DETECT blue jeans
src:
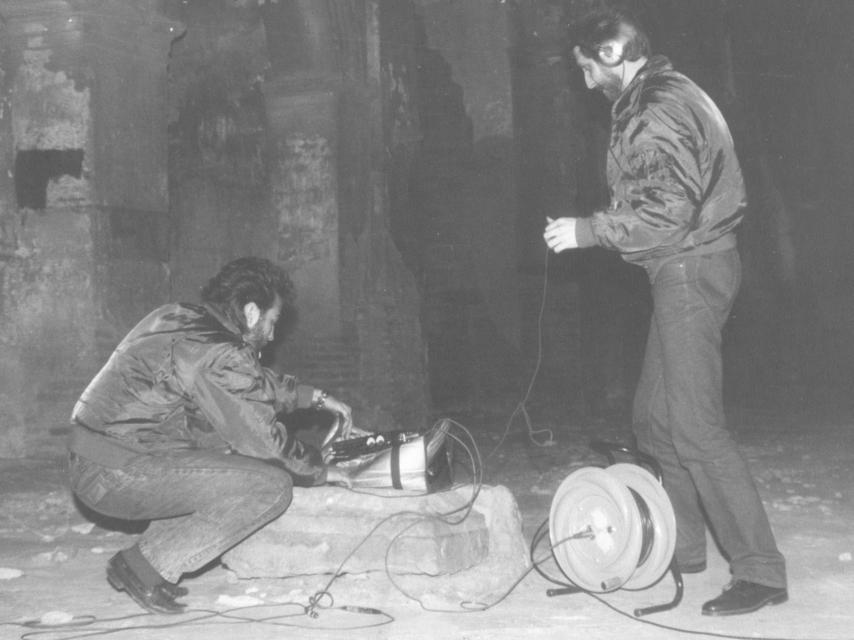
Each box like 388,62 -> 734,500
69,449 -> 293,583
633,249 -> 786,589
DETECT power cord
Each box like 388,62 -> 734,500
528,515 -> 840,640
303,420 -> 484,619
486,247 -> 556,459
5,601 -> 393,640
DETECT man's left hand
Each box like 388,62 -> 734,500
320,394 -> 358,439
544,216 -> 579,253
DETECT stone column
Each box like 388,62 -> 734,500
264,78 -> 341,338
262,0 -> 342,337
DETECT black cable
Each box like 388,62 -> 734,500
581,594 -> 834,640
6,602 -> 394,640
529,516 -> 571,587
3,421 -> 481,639
485,246 -> 555,460
629,487 -> 655,568
530,508 -> 841,640
305,420 -> 484,617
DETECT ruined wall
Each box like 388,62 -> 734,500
0,1 -> 179,456
167,0 -> 429,431
408,0 -> 525,409
167,2 -> 276,301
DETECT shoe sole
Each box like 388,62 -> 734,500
107,567 -> 186,615
702,592 -> 788,616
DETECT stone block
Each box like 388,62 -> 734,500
222,484 -> 527,585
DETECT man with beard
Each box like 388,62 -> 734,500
68,257 -> 353,613
543,7 -> 787,616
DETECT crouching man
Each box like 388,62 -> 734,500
68,257 -> 352,614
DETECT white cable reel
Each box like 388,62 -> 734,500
548,444 -> 677,595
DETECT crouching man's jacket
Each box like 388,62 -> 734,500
70,302 -> 326,486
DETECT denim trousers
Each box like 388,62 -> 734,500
69,449 -> 293,583
632,249 -> 787,589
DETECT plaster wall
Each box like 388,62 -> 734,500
0,0 -> 178,455
409,0 -> 523,406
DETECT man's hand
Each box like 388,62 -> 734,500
321,394 -> 354,438
544,216 -> 579,253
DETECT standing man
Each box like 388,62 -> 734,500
69,257 -> 353,614
544,7 -> 787,616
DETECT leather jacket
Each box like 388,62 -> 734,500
579,55 -> 745,281
70,302 -> 326,486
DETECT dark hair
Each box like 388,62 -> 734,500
568,6 -> 651,63
201,257 -> 295,331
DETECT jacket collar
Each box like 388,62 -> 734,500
203,302 -> 245,339
632,54 -> 673,85
612,54 -> 673,117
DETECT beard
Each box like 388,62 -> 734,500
602,85 -> 621,102
244,324 -> 269,351
599,74 -> 624,102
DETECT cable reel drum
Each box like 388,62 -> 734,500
547,442 -> 678,612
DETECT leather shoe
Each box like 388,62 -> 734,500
107,553 -> 186,614
702,580 -> 788,616
160,581 -> 189,599
677,560 -> 706,574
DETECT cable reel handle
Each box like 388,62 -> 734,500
589,440 -> 663,482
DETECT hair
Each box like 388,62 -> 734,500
568,6 -> 651,64
201,257 -> 295,331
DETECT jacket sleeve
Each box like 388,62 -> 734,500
267,369 -> 316,414
186,343 -> 327,486
589,101 -> 704,254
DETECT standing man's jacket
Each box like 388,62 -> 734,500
70,302 -> 326,486
574,55 -> 745,280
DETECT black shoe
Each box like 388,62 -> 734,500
107,553 -> 186,614
702,580 -> 788,616
677,560 -> 707,574
161,582 -> 189,599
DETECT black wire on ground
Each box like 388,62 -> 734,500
1,420 -> 480,640
529,511 -> 839,640
305,420 -> 485,617
4,601 -> 394,640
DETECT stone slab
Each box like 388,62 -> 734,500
223,484 -> 528,587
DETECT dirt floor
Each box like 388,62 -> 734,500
1,396 -> 853,640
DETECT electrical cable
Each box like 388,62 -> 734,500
305,420 -> 485,618
528,508 -> 840,640
486,247 -> 555,460
1,421 -> 483,639
5,601 -> 394,640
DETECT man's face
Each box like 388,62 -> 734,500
573,46 -> 624,102
245,295 -> 282,350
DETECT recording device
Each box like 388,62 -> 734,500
322,418 -> 452,492
324,430 -> 421,463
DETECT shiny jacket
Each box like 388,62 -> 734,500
577,55 -> 745,280
70,302 -> 326,486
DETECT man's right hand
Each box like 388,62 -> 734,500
544,216 -> 580,252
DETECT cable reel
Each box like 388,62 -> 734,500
543,442 -> 681,616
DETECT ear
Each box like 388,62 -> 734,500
243,302 -> 261,329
